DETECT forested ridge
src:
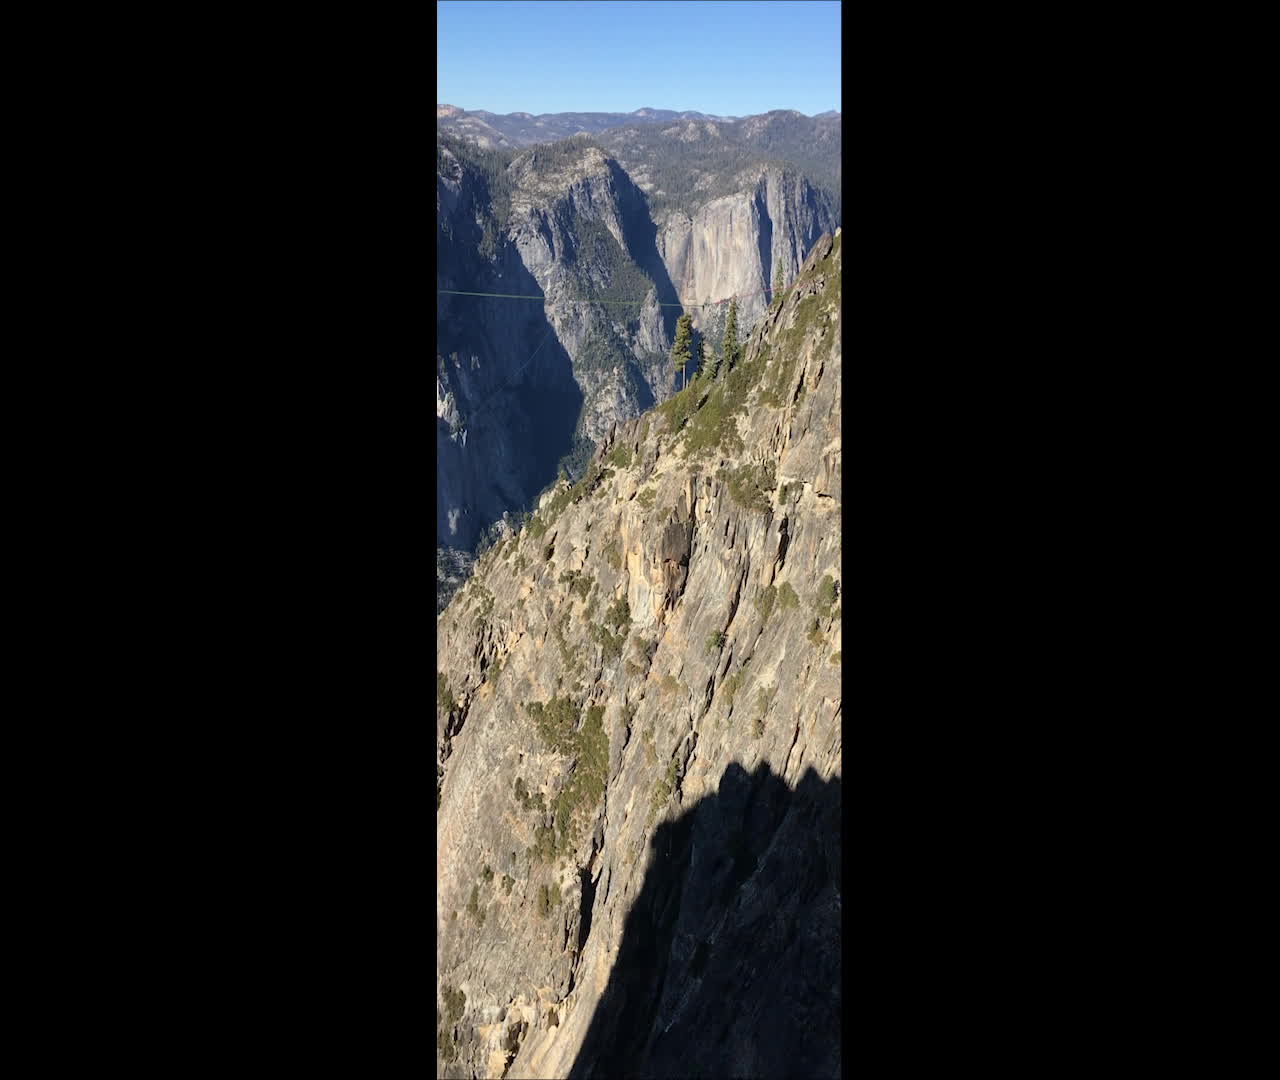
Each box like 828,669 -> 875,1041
440,109 -> 841,225
595,112 -> 841,219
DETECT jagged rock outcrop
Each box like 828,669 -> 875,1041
437,232 -> 842,1079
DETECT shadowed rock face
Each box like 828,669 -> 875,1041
436,233 -> 841,1080
437,147 -> 583,554
438,139 -> 670,558
569,762 -> 841,1080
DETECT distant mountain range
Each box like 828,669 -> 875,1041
437,104 -> 839,148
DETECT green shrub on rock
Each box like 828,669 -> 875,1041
754,585 -> 776,623
816,575 -> 838,617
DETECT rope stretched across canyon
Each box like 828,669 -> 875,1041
437,285 -> 776,309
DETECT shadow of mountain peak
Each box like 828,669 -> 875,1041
568,761 -> 841,1079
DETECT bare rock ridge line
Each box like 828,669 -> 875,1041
437,113 -> 839,594
437,232 -> 842,1078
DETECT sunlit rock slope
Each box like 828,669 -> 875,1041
437,230 -> 842,1080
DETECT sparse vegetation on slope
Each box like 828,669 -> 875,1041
523,697 -> 610,861
437,229 -> 842,1080
816,575 -> 838,617
560,569 -> 593,600
536,881 -> 562,918
721,461 -> 777,512
437,673 -> 456,715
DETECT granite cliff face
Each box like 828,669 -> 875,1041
503,144 -> 682,443
437,232 -> 842,1079
657,165 -> 835,333
438,137 -> 676,561
437,127 -> 839,577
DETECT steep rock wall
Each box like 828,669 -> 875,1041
437,149 -> 582,553
436,233 -> 842,1079
438,145 -> 672,555
658,167 -> 837,334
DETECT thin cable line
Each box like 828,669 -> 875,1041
437,285 -> 775,309
439,279 -> 781,426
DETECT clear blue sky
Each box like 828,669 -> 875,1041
438,0 -> 840,117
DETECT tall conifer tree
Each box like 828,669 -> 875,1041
671,314 -> 693,391
720,298 -> 740,375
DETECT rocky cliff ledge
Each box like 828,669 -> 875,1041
437,231 -> 842,1079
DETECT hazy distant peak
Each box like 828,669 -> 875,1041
437,106 -> 839,150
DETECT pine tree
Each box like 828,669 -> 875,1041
773,258 -> 786,308
720,298 -> 740,375
671,314 -> 693,391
